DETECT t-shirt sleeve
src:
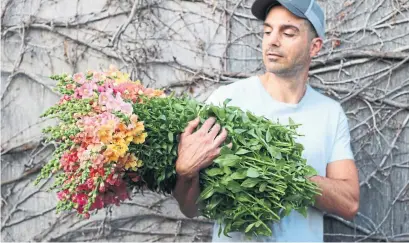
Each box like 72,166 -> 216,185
329,105 -> 354,163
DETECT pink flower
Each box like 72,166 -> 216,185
76,82 -> 97,99
90,195 -> 104,210
57,190 -> 68,200
93,72 -> 106,82
99,182 -> 106,193
73,73 -> 86,84
106,173 -> 121,186
98,90 -> 114,106
73,193 -> 88,207
92,154 -> 105,167
104,93 -> 133,115
59,95 -> 72,104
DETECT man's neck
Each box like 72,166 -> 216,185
259,72 -> 308,105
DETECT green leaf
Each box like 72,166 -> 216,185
255,221 -> 262,228
207,197 -> 223,211
220,146 -> 233,155
248,129 -> 257,138
235,148 -> 251,155
266,129 -> 272,143
283,202 -> 293,216
246,168 -> 259,178
297,206 -> 308,217
214,154 -> 240,167
168,132 -> 173,142
242,113 -> 249,123
230,169 -> 247,180
223,166 -> 232,175
245,223 -> 255,233
223,98 -> 232,107
259,183 -> 267,192
198,186 -> 215,201
304,166 -> 317,177
226,180 -> 242,193
286,194 -> 302,201
267,146 -> 282,160
255,128 -> 263,138
206,168 -> 224,177
174,104 -> 184,111
236,193 -> 251,202
289,117 -> 295,125
241,178 -> 260,188
227,113 -> 235,122
234,129 -> 246,134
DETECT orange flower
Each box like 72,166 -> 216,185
117,122 -> 127,132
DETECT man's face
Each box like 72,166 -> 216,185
262,5 -> 315,76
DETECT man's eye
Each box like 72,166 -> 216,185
284,33 -> 295,37
264,31 -> 271,35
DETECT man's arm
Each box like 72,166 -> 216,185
309,159 -> 360,220
173,174 -> 200,218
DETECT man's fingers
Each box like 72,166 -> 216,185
213,128 -> 228,147
199,117 -> 216,133
208,123 -> 221,138
183,117 -> 200,136
227,142 -> 233,149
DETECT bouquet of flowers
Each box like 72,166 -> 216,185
36,66 -> 320,237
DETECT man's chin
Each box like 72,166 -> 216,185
266,66 -> 290,75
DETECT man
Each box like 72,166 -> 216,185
173,0 -> 360,241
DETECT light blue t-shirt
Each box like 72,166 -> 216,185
205,76 -> 354,242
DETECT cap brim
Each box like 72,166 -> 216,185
251,0 -> 306,20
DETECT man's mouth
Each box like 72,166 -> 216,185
266,52 -> 283,58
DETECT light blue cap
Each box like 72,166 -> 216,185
251,0 -> 326,39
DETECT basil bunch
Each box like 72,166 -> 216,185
128,96 -> 320,237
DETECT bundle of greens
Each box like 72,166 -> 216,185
130,96 -> 320,237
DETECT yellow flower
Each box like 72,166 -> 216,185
124,136 -> 133,144
103,146 -> 120,163
127,121 -> 144,137
132,80 -> 141,85
97,125 -> 114,144
115,141 -> 128,157
133,132 -> 147,144
104,140 -> 128,162
122,154 -> 142,171
112,134 -> 126,144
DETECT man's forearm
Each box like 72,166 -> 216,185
310,175 -> 359,220
173,174 -> 200,218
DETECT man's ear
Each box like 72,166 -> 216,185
310,38 -> 323,57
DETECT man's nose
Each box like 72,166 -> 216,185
268,31 -> 281,47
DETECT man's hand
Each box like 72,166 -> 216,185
173,117 -> 229,218
176,117 -> 228,179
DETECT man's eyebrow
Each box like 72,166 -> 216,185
280,24 -> 300,32
263,22 -> 301,32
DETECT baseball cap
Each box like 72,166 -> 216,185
251,0 -> 325,39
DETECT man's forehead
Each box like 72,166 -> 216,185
265,5 -> 305,23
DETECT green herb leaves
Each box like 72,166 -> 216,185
129,96 -> 320,238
